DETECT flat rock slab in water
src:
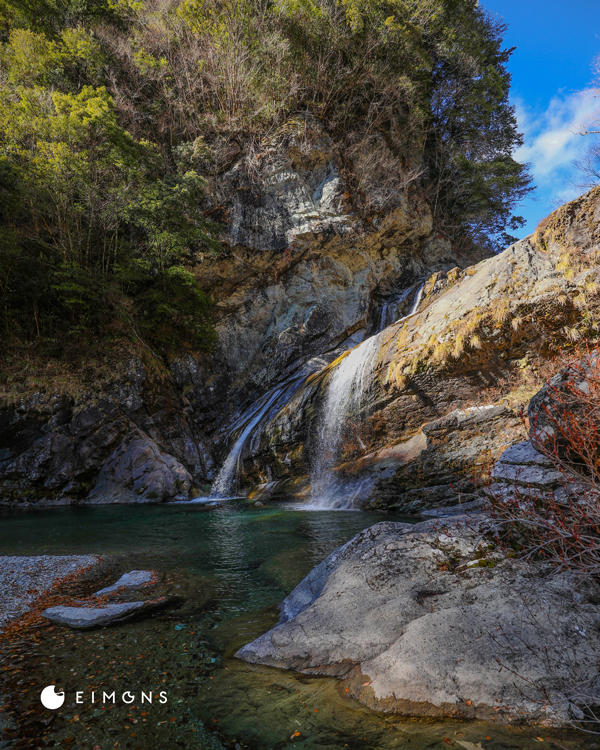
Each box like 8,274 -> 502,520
94,570 -> 156,597
42,597 -> 173,629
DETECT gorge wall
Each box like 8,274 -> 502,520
236,185 -> 600,509
1,122 -> 599,507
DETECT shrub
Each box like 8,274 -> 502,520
492,350 -> 600,574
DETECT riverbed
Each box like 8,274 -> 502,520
0,503 -> 596,749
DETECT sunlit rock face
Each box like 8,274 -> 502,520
237,517 -> 600,726
200,116 -> 480,410
239,187 -> 600,508
218,120 -> 352,251
183,141 -> 481,471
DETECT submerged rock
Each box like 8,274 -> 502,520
94,570 -> 156,597
237,518 -> 600,726
42,597 -> 174,629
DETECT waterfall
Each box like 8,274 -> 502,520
377,285 -> 416,330
377,281 -> 425,330
210,376 -> 306,497
208,333 -> 365,499
405,281 -> 424,320
308,333 -> 381,508
209,281 -> 426,503
309,280 -> 425,509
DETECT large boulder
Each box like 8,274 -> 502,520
237,518 -> 600,726
92,437 -> 192,502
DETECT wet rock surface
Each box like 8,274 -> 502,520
42,597 -> 174,629
94,570 -> 156,597
237,518 -> 600,726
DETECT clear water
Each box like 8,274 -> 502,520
0,504 -> 595,750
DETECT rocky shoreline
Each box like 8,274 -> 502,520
0,555 -> 99,631
237,515 -> 600,727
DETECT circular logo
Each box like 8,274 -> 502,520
40,685 -> 65,710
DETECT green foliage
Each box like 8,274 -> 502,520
0,17 -> 218,353
0,0 -> 530,356
119,261 -> 216,351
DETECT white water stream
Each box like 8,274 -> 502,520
308,333 -> 382,508
208,281 -> 425,504
308,281 -> 425,509
210,375 -> 306,497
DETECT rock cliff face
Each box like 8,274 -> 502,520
0,120 -> 482,504
240,187 -> 600,509
2,121 -> 599,507
0,358 -> 200,504
216,120 -> 353,251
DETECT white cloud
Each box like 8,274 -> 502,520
515,88 -> 600,183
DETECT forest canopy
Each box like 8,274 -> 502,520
0,0 -> 530,353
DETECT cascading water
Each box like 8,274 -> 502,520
405,281 -> 424,320
308,334 -> 381,508
376,280 -> 425,330
207,335 -> 365,500
377,285 -> 416,330
207,281 -> 426,504
308,281 -> 426,509
210,376 -> 306,497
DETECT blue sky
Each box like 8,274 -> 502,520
481,0 -> 600,236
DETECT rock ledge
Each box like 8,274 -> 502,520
237,518 -> 600,726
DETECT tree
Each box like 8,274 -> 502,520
0,0 -> 531,351
0,26 -> 218,349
